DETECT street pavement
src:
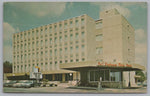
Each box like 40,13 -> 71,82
3,86 -> 147,93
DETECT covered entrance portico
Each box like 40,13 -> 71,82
60,61 -> 145,88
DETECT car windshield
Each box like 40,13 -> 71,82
9,81 -> 17,83
18,81 -> 33,83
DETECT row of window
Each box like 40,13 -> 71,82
14,31 -> 85,47
14,44 -> 85,56
15,27 -> 85,41
14,39 -> 85,51
14,52 -> 85,61
14,58 -> 85,70
14,18 -> 85,40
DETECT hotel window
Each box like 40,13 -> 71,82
96,22 -> 102,29
32,42 -> 35,48
17,35 -> 19,40
128,49 -> 131,53
54,25 -> 57,32
32,31 -> 34,36
17,45 -> 19,50
76,46 -> 79,53
82,58 -> 85,61
50,38 -> 52,44
75,20 -> 79,27
81,45 -> 85,51
41,40 -> 43,46
24,33 -> 27,38
36,41 -> 39,47
70,34 -> 73,41
36,30 -> 39,36
25,44 -> 27,49
64,23 -> 67,29
50,50 -> 52,56
17,55 -> 19,60
128,61 -> 130,63
40,28 -> 43,35
45,51 -> 48,56
70,21 -> 73,28
65,60 -> 68,63
41,63 -> 43,71
96,47 -> 103,54
21,44 -> 23,50
21,34 -> 23,39
70,47 -> 73,54
25,54 -> 27,59
76,59 -> 79,62
54,49 -> 57,56
65,35 -> 67,41
81,32 -> 85,38
65,48 -> 67,54
75,33 -> 79,40
70,30 -> 73,33
28,53 -> 31,59
45,63 -> 48,70
60,48 -> 62,55
45,39 -> 48,45
21,55 -> 23,60
96,34 -> 103,41
28,64 -> 30,67
41,52 -> 43,56
45,27 -> 48,31
54,37 -> 57,44
81,18 -> 85,26
50,62 -> 52,65
33,64 -> 35,67
28,32 -> 30,37
59,36 -> 62,42
59,24 -> 62,30
55,61 -> 57,64
25,65 -> 27,72
70,59 -> 73,62
17,65 -> 19,71
49,26 -> 52,33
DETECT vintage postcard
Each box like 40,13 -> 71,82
3,2 -> 147,93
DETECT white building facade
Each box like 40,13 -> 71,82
10,9 -> 144,88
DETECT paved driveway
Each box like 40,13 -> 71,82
3,86 -> 147,93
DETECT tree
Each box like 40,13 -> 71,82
3,61 -> 12,73
135,70 -> 146,83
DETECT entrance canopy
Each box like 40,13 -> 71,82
60,61 -> 145,71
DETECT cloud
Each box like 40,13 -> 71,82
3,22 -> 20,62
134,29 -> 147,70
135,42 -> 147,69
135,29 -> 147,43
91,2 -> 131,18
9,2 -> 67,17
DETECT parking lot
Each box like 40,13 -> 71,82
3,86 -> 147,93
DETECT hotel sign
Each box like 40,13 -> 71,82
98,62 -> 132,68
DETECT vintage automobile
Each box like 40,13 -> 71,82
3,80 -> 17,87
13,80 -> 35,88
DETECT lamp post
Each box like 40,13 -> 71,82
128,71 -> 131,87
69,73 -> 72,80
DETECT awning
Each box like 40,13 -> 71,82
60,61 -> 145,71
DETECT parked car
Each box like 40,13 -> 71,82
3,80 -> 17,87
13,80 -> 35,88
143,81 -> 147,87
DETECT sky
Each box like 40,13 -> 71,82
3,2 -> 147,70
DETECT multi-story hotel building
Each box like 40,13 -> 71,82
9,9 -> 144,88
